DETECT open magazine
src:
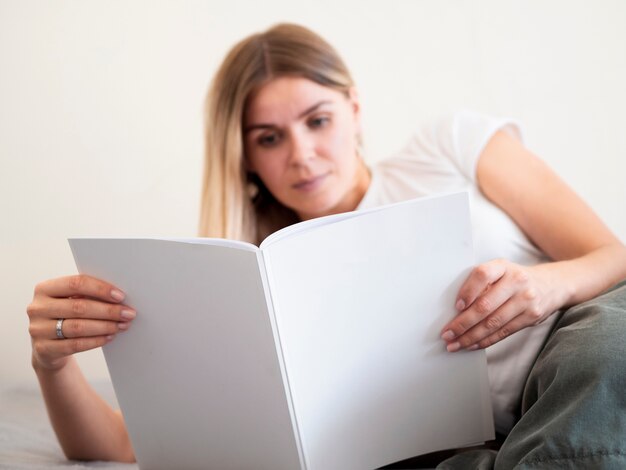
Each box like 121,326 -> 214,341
69,191 -> 494,470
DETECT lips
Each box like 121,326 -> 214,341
292,172 -> 330,192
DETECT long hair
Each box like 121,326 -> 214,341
198,23 -> 355,244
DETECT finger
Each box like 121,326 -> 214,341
448,295 -> 526,350
474,313 -> 535,349
477,294 -> 547,350
454,260 -> 507,312
35,297 -> 137,322
34,335 -> 115,363
442,270 -> 517,340
35,275 -> 126,303
37,318 -> 129,340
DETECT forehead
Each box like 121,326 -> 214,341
245,76 -> 345,122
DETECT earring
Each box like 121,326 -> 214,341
247,181 -> 259,199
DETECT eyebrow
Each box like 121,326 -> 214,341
243,100 -> 332,134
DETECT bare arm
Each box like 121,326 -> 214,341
33,356 -> 135,462
441,130 -> 626,351
28,274 -> 137,462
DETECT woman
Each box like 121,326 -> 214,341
27,23 -> 626,468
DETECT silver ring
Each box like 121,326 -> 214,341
55,319 -> 65,339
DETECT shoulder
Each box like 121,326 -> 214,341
450,110 -> 523,171
379,109 -> 523,182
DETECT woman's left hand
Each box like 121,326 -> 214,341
440,259 -> 562,352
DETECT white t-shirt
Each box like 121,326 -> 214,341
357,109 -> 558,434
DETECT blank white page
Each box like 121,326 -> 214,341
262,193 -> 493,470
70,239 -> 301,470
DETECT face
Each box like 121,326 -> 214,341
243,76 -> 370,220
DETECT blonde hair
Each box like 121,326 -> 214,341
199,23 -> 355,244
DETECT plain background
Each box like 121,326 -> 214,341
2,0 -> 625,386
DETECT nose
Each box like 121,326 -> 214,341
288,130 -> 314,167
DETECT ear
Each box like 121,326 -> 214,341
347,86 -> 362,134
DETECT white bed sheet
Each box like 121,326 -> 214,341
0,381 -> 137,470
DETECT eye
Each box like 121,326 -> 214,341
257,131 -> 281,147
308,116 -> 330,128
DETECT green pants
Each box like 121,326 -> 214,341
438,280 -> 626,470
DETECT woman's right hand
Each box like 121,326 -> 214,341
27,274 -> 136,372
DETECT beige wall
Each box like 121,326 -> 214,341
2,0 -> 625,386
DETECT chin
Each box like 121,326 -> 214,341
292,195 -> 346,220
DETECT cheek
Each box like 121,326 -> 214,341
252,158 -> 286,192
323,124 -> 357,172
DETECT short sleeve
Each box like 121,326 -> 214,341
449,109 -> 523,182
361,110 -> 524,210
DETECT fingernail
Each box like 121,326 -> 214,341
120,309 -> 136,320
467,344 -> 479,351
111,289 -> 125,302
118,322 -> 129,330
447,342 -> 461,353
455,299 -> 465,311
106,335 -> 114,341
441,330 -> 455,341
